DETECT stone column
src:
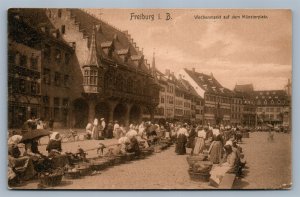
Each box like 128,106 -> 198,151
124,103 -> 132,126
108,101 -> 117,123
88,100 -> 96,124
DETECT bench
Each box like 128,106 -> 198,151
218,173 -> 236,189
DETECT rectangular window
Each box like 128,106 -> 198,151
65,52 -> 70,64
62,98 -> 69,107
30,81 -> 38,95
61,25 -> 66,34
161,97 -> 164,103
58,9 -> 62,18
30,55 -> 38,70
54,97 -> 60,106
64,75 -> 69,87
54,72 -> 61,86
89,69 -> 98,85
44,45 -> 51,61
19,79 -> 26,93
8,51 -> 16,65
43,68 -> 51,85
43,96 -> 50,105
20,55 -> 27,67
55,49 -> 62,63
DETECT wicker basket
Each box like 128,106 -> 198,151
76,164 -> 91,176
39,173 -> 64,186
188,169 -> 210,182
186,155 -> 207,167
90,160 -> 108,171
64,170 -> 81,179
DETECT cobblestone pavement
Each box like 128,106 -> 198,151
13,132 -> 291,189
234,132 -> 291,189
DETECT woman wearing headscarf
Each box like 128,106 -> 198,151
209,144 -> 239,187
106,121 -> 114,139
113,121 -> 121,139
208,134 -> 223,164
46,132 -> 62,155
92,118 -> 99,140
85,123 -> 93,139
8,135 -> 36,182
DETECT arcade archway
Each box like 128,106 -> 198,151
113,103 -> 127,125
73,98 -> 88,128
129,105 -> 141,124
95,102 -> 109,121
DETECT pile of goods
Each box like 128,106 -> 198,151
186,154 -> 212,182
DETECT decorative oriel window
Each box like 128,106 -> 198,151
83,68 -> 98,86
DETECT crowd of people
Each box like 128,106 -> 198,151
8,115 -> 247,187
170,122 -> 246,187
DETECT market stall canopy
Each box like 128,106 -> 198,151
20,129 -> 51,143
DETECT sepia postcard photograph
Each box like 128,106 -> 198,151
7,8 -> 292,190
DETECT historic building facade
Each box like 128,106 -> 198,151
233,84 -> 256,127
8,8 -> 159,128
254,90 -> 290,127
8,40 -> 42,128
176,68 -> 232,125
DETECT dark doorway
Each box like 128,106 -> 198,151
73,99 -> 88,128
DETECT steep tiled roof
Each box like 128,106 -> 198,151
178,79 -> 201,98
234,84 -> 254,93
11,8 -> 151,74
184,68 -> 232,96
69,9 -> 150,73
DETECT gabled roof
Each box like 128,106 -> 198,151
184,68 -> 232,96
178,79 -> 201,98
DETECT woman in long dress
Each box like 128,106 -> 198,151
193,127 -> 207,155
175,124 -> 188,155
209,144 -> 239,187
208,134 -> 223,164
92,118 -> 99,140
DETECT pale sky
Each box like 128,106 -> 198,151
87,9 -> 292,90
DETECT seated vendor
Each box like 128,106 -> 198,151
209,144 -> 239,187
8,135 -> 36,182
125,136 -> 141,156
46,132 -> 62,156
